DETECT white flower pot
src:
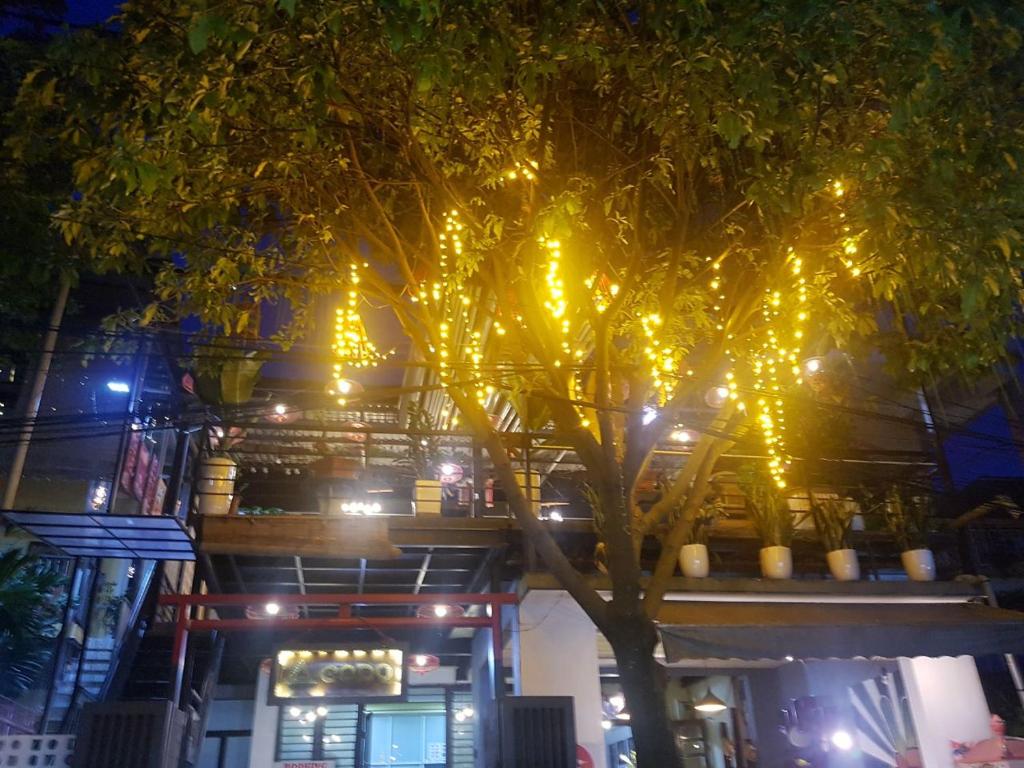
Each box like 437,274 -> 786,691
826,548 -> 860,581
414,479 -> 443,515
679,544 -> 710,578
760,546 -> 793,579
901,548 -> 936,581
196,455 -> 237,516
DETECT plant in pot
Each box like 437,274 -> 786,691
403,403 -> 441,515
810,495 -> 860,581
882,486 -> 935,581
744,482 -> 795,579
190,346 -> 265,516
677,495 -> 723,579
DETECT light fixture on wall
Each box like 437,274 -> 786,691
694,687 -> 728,714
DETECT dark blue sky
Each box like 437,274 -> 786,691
65,0 -> 118,25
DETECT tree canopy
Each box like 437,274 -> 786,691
13,1 -> 1024,764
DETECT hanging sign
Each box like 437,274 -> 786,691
270,647 -> 406,703
273,762 -> 333,768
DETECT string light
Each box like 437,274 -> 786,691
332,261 -> 389,395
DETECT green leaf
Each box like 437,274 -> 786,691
136,163 -> 161,195
278,0 -> 296,18
188,16 -> 211,54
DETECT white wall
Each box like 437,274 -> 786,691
248,661 -> 279,768
517,590 -> 607,768
899,657 -> 992,768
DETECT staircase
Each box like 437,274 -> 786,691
80,637 -> 117,696
118,627 -> 224,766
45,637 -> 115,732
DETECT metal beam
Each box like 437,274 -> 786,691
356,558 -> 367,594
412,550 -> 433,595
294,556 -> 307,618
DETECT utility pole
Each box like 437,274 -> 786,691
2,275 -> 71,509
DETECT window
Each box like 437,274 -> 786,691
277,704 -> 358,764
367,713 -> 446,768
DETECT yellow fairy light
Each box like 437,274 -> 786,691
332,261 -> 389,386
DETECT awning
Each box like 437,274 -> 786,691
2,510 -> 195,560
658,600 -> 1024,661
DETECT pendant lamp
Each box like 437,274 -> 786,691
694,687 -> 728,714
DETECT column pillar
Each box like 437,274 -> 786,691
898,656 -> 992,768
517,590 -> 607,768
247,661 -> 278,768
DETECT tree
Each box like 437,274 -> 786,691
0,549 -> 64,698
0,27 -> 74,361
15,1 -> 1024,764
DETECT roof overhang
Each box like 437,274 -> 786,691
521,573 -> 1024,662
657,600 -> 1024,661
2,510 -> 195,560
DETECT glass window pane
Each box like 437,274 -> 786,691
368,714 -> 393,766
391,714 -> 424,763
278,707 -> 315,760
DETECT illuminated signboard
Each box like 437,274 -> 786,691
270,647 -> 406,703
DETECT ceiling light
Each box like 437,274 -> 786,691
316,706 -> 328,717
549,510 -> 564,522
785,655 -> 795,662
414,654 -> 428,667
608,694 -> 626,713
433,604 -> 449,618
670,428 -> 695,444
289,707 -> 301,717
831,730 -> 854,751
642,406 -> 658,425
705,386 -> 730,408
265,602 -> 281,616
440,463 -> 458,477
602,720 -> 612,731
694,688 -> 728,714
803,357 -> 823,375
106,381 -> 130,394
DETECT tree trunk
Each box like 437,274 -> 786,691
606,612 -> 682,768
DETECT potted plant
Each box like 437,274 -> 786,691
882,487 -> 935,581
190,346 -> 265,516
810,495 -> 860,581
404,403 -> 442,515
745,483 -> 795,579
678,497 -> 722,579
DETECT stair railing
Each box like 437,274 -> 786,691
96,563 -> 161,703
179,632 -> 224,767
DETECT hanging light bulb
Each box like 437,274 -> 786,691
694,688 -> 728,714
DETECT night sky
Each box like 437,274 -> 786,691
65,0 -> 118,25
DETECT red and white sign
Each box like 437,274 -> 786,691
273,762 -> 333,768
577,745 -> 594,768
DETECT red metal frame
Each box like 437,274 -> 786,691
158,592 -> 518,705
